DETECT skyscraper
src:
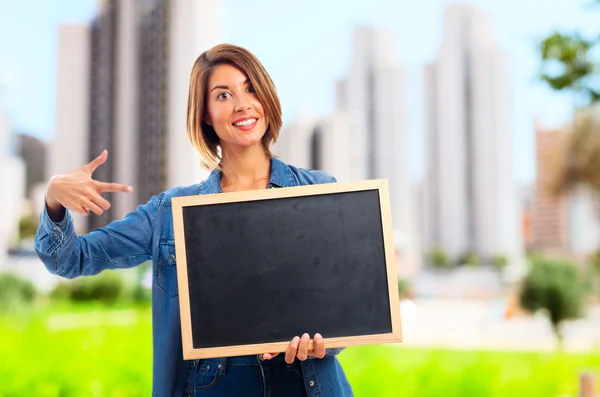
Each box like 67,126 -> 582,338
52,24 -> 90,233
277,26 -> 415,269
338,26 -> 412,253
424,3 -> 523,265
51,0 -> 221,232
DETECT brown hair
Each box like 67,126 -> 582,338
186,44 -> 282,170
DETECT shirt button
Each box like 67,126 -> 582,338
53,234 -> 59,239
309,380 -> 315,387
169,255 -> 175,261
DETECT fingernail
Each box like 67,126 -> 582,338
315,333 -> 322,339
292,336 -> 300,345
127,186 -> 133,192
302,333 -> 309,339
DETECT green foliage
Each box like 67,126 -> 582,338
590,250 -> 600,273
397,278 -> 410,299
519,259 -> 585,346
0,272 -> 36,312
491,254 -> 508,270
457,251 -> 480,267
427,248 -> 450,269
18,214 -> 39,240
51,271 -> 125,305
539,31 -> 599,105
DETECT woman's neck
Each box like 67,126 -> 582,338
219,144 -> 271,189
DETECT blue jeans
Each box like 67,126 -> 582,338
192,355 -> 307,397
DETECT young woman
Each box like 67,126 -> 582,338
35,44 -> 353,396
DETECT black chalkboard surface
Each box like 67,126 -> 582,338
172,179 -> 402,360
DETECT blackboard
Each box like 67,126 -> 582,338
172,179 -> 402,359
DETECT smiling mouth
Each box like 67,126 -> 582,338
232,118 -> 257,127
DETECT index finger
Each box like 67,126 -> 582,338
95,181 -> 134,193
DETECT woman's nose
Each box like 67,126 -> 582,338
234,97 -> 252,112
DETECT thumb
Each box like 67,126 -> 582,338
85,150 -> 108,174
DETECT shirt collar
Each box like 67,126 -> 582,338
198,156 -> 295,194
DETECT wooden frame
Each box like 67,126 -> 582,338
172,179 -> 402,360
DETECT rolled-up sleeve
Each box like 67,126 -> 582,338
34,194 -> 162,279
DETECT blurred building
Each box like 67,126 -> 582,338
52,0 -> 221,232
530,123 -> 600,256
568,187 -> 600,256
277,26 -> 420,273
530,124 -> 570,252
52,24 -> 91,233
276,111 -> 352,183
423,3 -> 523,268
14,133 -> 47,199
0,87 -> 26,266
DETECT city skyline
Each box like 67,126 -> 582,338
1,0 -> 598,185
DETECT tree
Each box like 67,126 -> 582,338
519,259 -> 584,348
539,5 -> 600,300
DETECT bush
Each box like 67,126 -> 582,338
491,254 -> 508,270
51,270 -> 125,305
457,251 -> 480,267
398,278 -> 411,299
519,259 -> 585,347
0,272 -> 36,312
427,248 -> 450,269
19,214 -> 39,240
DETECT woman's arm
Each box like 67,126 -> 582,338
35,194 -> 161,279
34,149 -> 158,278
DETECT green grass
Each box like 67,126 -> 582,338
1,303 -> 599,396
0,303 -> 152,397
339,346 -> 600,397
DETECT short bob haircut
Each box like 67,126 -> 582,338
186,44 -> 282,170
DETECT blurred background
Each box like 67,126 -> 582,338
1,0 -> 600,396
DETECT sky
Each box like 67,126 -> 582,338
0,0 -> 598,184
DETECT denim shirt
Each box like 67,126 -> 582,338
34,157 -> 353,397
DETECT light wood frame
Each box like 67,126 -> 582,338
172,179 -> 402,360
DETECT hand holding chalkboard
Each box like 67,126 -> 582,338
262,333 -> 326,363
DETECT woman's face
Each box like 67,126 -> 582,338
205,64 -> 267,152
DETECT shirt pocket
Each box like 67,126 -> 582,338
157,241 -> 179,298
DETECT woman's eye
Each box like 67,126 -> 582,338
217,92 -> 231,100
247,86 -> 255,94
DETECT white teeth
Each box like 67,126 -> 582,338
234,118 -> 256,126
